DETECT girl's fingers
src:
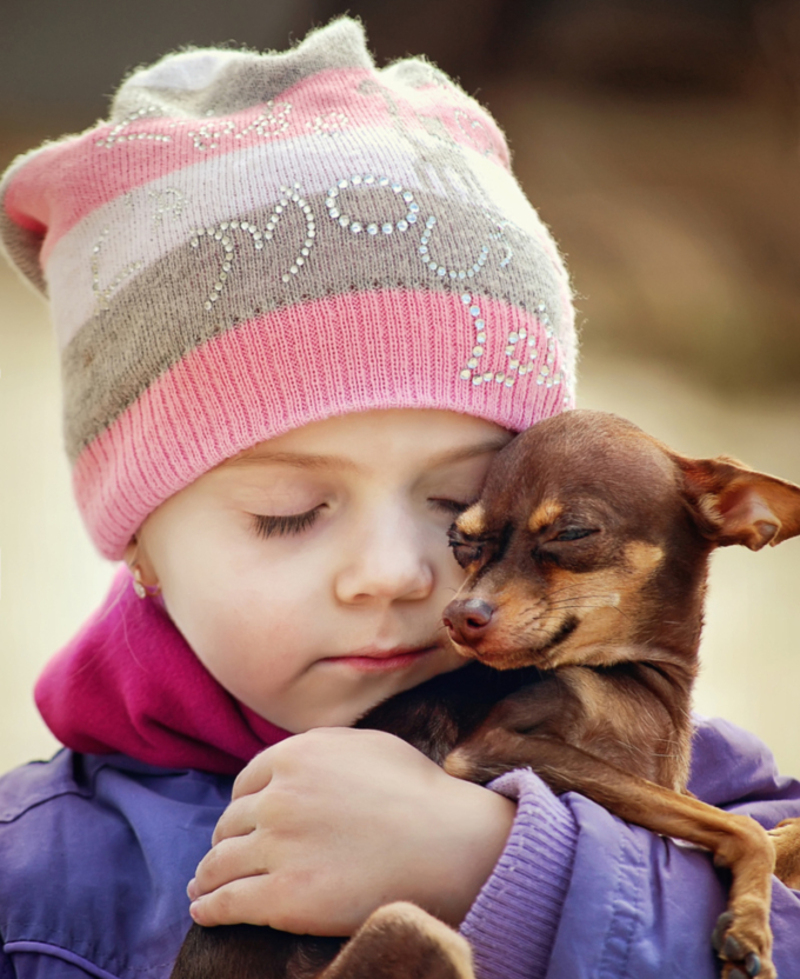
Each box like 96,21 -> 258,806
189,870 -> 355,935
231,746 -> 277,800
192,833 -> 269,898
190,872 -> 275,928
210,792 -> 260,846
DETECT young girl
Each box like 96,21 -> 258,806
1,17 -> 799,979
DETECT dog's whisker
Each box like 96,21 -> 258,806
546,601 -> 616,611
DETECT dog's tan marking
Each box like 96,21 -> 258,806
527,499 -> 563,534
456,502 -> 486,537
624,541 -> 664,573
513,564 -> 641,669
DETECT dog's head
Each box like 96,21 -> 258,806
443,410 -> 800,671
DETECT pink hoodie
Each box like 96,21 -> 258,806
35,568 -> 290,774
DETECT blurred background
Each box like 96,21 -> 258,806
2,0 -> 800,774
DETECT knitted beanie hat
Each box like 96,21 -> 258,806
0,17 -> 576,560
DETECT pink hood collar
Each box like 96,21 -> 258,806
35,569 -> 291,774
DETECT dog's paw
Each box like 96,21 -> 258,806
443,745 -> 494,783
324,902 -> 474,979
443,728 -> 518,785
712,910 -> 776,979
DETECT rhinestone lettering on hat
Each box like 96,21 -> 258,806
149,188 -> 188,224
188,101 -> 292,151
324,174 -> 419,236
412,210 -> 559,389
191,183 -> 316,309
188,120 -> 236,151
322,175 -> 563,393
531,304 -> 563,391
184,170 -> 567,396
456,295 -> 562,390
418,214 -> 490,281
491,222 -> 513,268
307,112 -> 349,137
91,230 -> 144,312
235,102 -> 292,140
95,107 -> 172,148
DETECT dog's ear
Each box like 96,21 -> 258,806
673,454 -> 800,551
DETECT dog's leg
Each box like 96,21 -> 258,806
318,903 -> 474,979
446,731 -> 775,979
768,817 -> 800,890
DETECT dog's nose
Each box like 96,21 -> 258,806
443,598 -> 495,646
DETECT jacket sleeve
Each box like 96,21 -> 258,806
0,946 -> 14,979
459,716 -> 800,979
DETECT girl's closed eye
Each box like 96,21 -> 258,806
252,500 -> 470,538
427,497 -> 476,517
252,506 -> 325,539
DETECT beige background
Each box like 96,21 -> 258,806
1,255 -> 799,776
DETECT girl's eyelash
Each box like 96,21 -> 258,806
252,508 -> 321,539
253,500 -> 468,538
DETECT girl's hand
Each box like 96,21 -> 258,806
187,727 -> 516,935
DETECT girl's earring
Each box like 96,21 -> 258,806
132,565 -> 160,600
132,566 -> 147,599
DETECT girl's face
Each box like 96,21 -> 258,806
132,409 -> 512,732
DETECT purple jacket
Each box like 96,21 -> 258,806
1,716 -> 799,979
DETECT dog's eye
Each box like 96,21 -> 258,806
449,543 -> 483,569
554,527 -> 597,542
447,527 -> 485,568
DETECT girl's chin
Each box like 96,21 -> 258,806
256,649 -> 468,732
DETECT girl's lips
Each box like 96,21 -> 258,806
322,645 -> 437,673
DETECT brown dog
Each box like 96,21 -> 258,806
171,409 -> 800,979
442,409 -> 800,979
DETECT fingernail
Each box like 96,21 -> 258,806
189,900 -> 201,922
186,878 -> 197,900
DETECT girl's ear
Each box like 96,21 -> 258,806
672,454 -> 800,551
123,539 -> 139,569
123,535 -> 160,588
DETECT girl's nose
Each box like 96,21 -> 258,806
334,509 -> 435,605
